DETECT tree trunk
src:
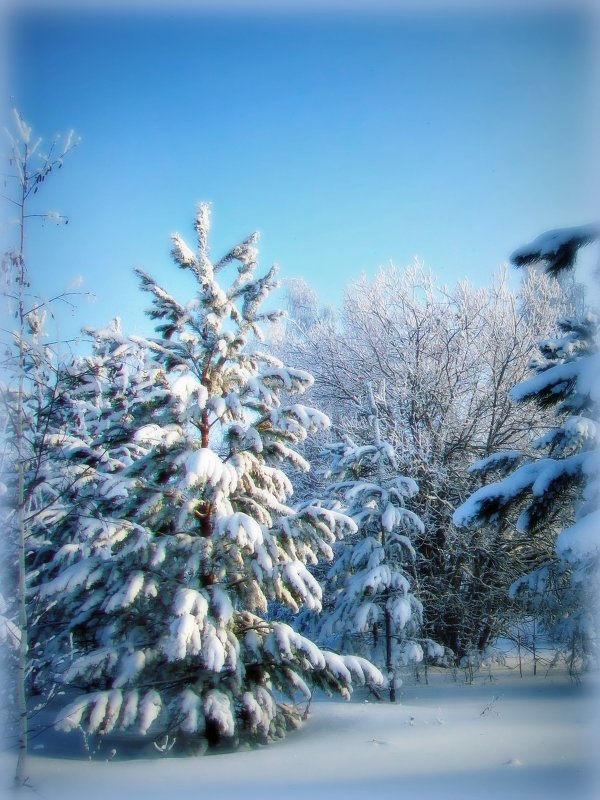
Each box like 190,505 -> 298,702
14,361 -> 29,789
385,606 -> 395,702
14,166 -> 29,789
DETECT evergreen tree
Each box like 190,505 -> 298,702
35,204 -> 382,750
27,319 -> 169,692
315,387 -> 428,701
453,225 -> 599,667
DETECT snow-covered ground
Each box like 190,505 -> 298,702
2,663 -> 597,800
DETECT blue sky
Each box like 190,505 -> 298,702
5,4 -> 596,344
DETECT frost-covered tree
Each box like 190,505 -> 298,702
454,225 -> 599,667
277,265 -> 564,661
314,386 -> 428,700
35,204 -> 382,751
0,110 -> 79,787
26,319 -> 169,694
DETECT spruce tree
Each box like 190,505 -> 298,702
36,204 -> 382,750
316,387 -> 427,701
453,225 -> 599,665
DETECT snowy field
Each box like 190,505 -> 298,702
2,662 -> 597,800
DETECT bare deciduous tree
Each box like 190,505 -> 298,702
1,109 -> 79,788
278,262 -> 567,662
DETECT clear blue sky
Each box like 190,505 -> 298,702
5,4 -> 596,344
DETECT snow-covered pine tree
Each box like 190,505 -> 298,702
36,204 -> 383,750
453,225 -> 599,667
316,386 -> 427,701
27,319 -> 171,693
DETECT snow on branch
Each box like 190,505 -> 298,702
510,223 -> 599,276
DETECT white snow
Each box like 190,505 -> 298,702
282,562 -> 322,610
260,367 -> 314,392
87,693 -> 109,733
266,623 -> 325,668
179,689 -> 201,734
563,415 -> 599,445
381,503 -> 397,532
38,559 -> 95,597
453,459 -> 554,528
556,508 -> 600,562
121,691 -> 139,729
171,373 -> 208,410
170,233 -> 197,268
172,587 -> 208,619
202,690 -> 234,737
54,695 -> 94,733
162,614 -> 202,662
510,224 -> 599,264
183,448 -> 238,492
138,690 -> 161,736
400,641 -> 424,664
133,424 -> 180,446
114,651 -> 146,689
219,513 -> 264,550
210,586 -> 233,625
509,353 -> 600,405
386,596 -> 412,629
202,625 -> 226,672
103,572 -> 145,612
242,688 -> 277,735
6,664 -> 597,800
468,450 -> 522,474
354,601 -> 380,631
